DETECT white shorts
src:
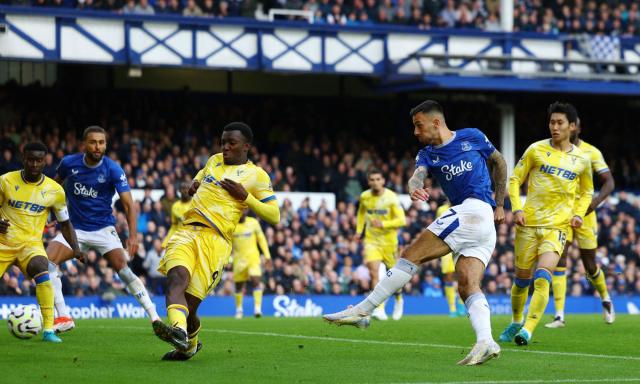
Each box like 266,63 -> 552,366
427,198 -> 496,267
52,226 -> 125,256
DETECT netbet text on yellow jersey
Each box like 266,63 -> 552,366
232,216 -> 270,263
184,154 -> 275,242
0,171 -> 68,244
356,188 -> 406,246
575,140 -> 609,199
509,139 -> 593,229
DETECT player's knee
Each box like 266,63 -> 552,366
26,256 -> 48,277
457,275 -> 480,300
167,267 -> 190,292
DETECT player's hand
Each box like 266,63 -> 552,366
370,218 -> 383,228
73,250 -> 87,263
354,233 -> 361,242
188,180 -> 200,196
0,219 -> 10,234
494,206 -> 505,224
570,215 -> 583,228
127,234 -> 139,256
514,210 -> 525,226
410,188 -> 430,202
585,201 -> 597,216
264,258 -> 273,270
220,179 -> 249,201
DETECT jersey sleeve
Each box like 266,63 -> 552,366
415,149 -> 429,170
52,186 -> 70,222
110,162 -> 131,194
56,156 -> 69,180
590,147 -> 610,174
250,169 -> 276,203
469,128 -> 496,159
381,194 -> 406,230
356,194 -> 366,235
508,144 -> 535,212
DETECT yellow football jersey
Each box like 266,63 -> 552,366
232,216 -> 270,263
162,199 -> 192,247
356,188 -> 406,246
509,139 -> 593,229
575,140 -> 609,199
184,153 -> 275,242
0,171 -> 68,244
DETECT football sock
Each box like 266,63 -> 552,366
48,261 -> 70,318
394,292 -> 403,303
355,259 -> 418,314
118,267 -> 160,321
167,304 -> 189,331
511,277 -> 531,324
552,267 -> 567,320
465,292 -> 493,342
444,282 -> 457,313
235,292 -> 243,312
253,288 -> 263,314
523,269 -> 552,334
187,325 -> 201,353
588,267 -> 610,302
34,272 -> 54,332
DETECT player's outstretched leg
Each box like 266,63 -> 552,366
48,261 -> 75,333
27,256 -> 62,343
154,266 -> 190,351
323,258 -> 418,328
516,268 -> 553,346
162,294 -> 203,360
499,277 -> 530,342
582,249 -> 614,324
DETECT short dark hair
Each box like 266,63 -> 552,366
23,141 -> 48,155
410,100 -> 444,117
223,122 -> 253,144
367,168 -> 384,178
547,102 -> 578,124
83,125 -> 107,141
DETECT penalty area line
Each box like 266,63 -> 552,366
389,379 -> 640,384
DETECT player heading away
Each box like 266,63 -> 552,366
0,142 -> 87,343
153,122 -> 279,361
47,126 -> 160,333
324,100 -> 508,366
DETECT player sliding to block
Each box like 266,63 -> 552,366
324,100 -> 508,366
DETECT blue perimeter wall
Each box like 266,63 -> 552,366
1,295 -> 639,319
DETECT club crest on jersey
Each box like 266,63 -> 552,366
546,152 -> 551,157
461,141 -> 472,151
432,155 -> 440,164
97,174 -> 106,183
40,190 -> 46,198
14,186 -> 19,191
71,169 -> 79,176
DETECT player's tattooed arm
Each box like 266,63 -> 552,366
408,166 -> 429,201
487,150 -> 508,224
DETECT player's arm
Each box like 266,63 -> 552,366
572,162 -> 594,228
119,191 -> 139,256
189,169 -> 205,196
220,178 -> 280,226
255,223 -> 271,263
355,199 -> 366,239
379,199 -> 406,229
487,150 -> 508,224
587,170 -> 614,215
0,179 -> 8,233
509,146 -> 534,226
59,220 -> 85,262
408,165 -> 429,201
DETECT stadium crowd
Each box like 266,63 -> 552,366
2,0 -> 640,35
1,87 -> 640,301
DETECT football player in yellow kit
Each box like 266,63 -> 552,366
153,122 -> 279,360
162,181 -> 192,249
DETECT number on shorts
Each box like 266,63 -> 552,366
558,231 -> 567,247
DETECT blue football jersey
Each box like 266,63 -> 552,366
57,153 -> 131,231
415,128 -> 496,207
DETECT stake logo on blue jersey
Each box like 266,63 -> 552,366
415,128 -> 496,207
57,153 -> 131,231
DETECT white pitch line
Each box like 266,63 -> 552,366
98,326 -> 640,362
390,379 -> 640,384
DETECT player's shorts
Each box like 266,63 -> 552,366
566,211 -> 597,250
441,253 -> 455,274
233,255 -> 262,282
514,226 -> 568,270
0,241 -> 47,277
158,224 -> 232,300
363,242 -> 398,269
427,198 -> 496,267
51,225 -> 124,256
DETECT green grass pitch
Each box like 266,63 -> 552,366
2,315 -> 639,383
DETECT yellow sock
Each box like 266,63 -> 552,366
253,289 -> 263,314
187,325 -> 201,353
511,278 -> 530,323
588,267 -> 610,301
235,293 -> 243,312
552,267 -> 567,318
167,304 -> 188,331
444,283 -> 457,313
34,272 -> 54,331
524,269 -> 552,334
394,292 -> 402,303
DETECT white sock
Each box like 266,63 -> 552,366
118,268 -> 160,322
465,292 -> 493,343
556,311 -> 565,321
356,259 -> 418,314
49,261 -> 69,318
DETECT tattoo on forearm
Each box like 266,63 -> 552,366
408,167 -> 427,193
488,151 -> 507,207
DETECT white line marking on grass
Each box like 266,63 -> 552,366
98,326 -> 640,362
390,379 -> 640,384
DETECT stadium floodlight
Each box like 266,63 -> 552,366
268,9 -> 314,23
